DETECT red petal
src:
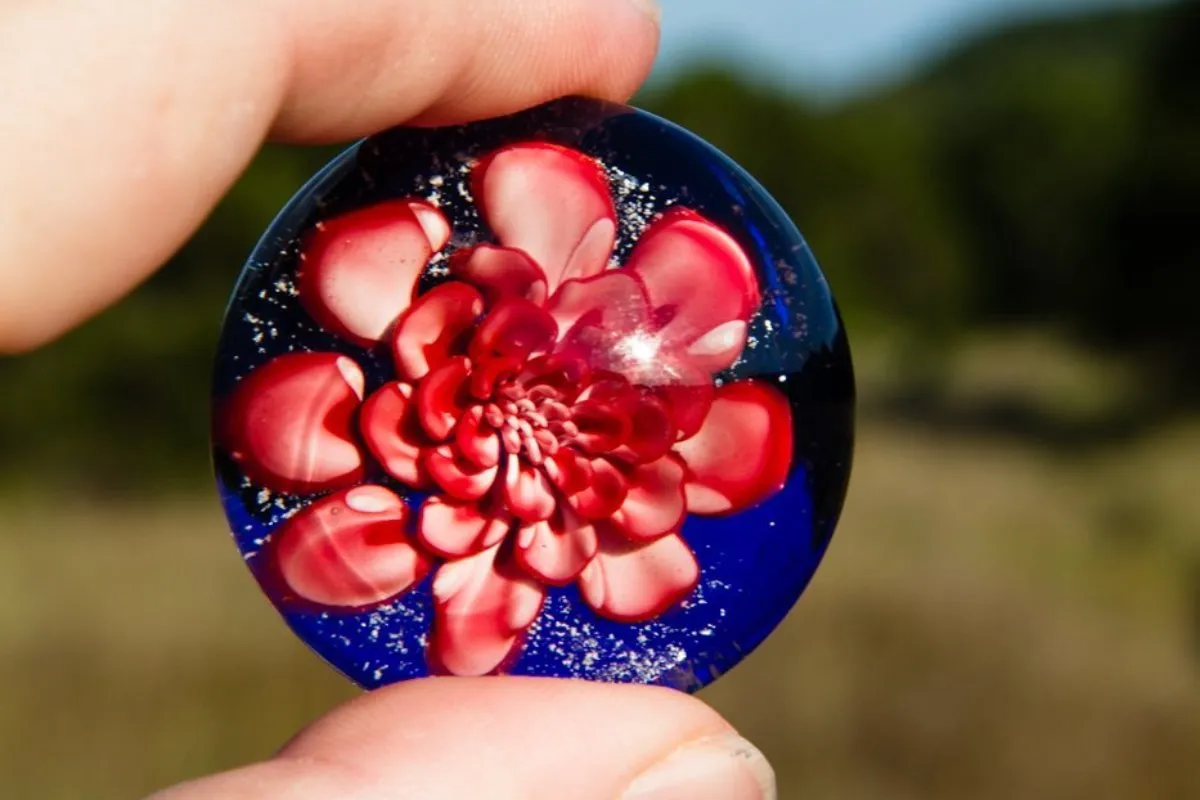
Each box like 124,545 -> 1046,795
431,545 -> 545,676
359,382 -> 431,488
468,355 -> 522,401
298,200 -> 443,346
610,455 -> 687,542
544,449 -> 590,495
424,445 -> 500,501
515,507 -> 598,586
571,400 -> 631,455
415,356 -> 471,441
573,372 -> 631,405
575,373 -> 691,459
565,457 -> 628,521
501,454 -> 557,523
473,142 -> 616,292
451,245 -> 548,307
407,200 -> 451,251
548,272 -> 718,392
625,208 -> 760,372
273,486 -> 431,608
468,297 -> 558,366
611,392 -> 675,464
418,497 -> 510,559
455,405 -> 501,469
578,528 -> 699,623
391,282 -> 483,382
517,354 -> 591,396
219,353 -> 365,493
656,376 -> 715,442
674,380 -> 793,514
545,270 -> 651,346
684,320 -> 750,374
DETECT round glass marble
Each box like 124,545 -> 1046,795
211,97 -> 854,691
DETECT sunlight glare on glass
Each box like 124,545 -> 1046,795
617,330 -> 662,365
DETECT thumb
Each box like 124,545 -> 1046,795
0,0 -> 661,352
148,677 -> 775,800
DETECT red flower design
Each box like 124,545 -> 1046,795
218,142 -> 794,676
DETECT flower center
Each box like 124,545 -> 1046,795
482,380 -> 576,466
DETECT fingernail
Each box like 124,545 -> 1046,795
626,0 -> 662,25
622,732 -> 776,800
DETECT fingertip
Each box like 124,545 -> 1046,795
0,0 -> 661,348
153,677 -> 749,799
280,677 -> 743,798
283,676 -> 732,765
271,0 -> 661,139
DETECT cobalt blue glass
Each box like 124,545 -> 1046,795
211,97 -> 854,691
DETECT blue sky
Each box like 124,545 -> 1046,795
651,0 -> 1163,97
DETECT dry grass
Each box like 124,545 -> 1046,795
2,418 -> 1198,799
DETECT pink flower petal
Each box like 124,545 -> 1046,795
272,486 -> 431,608
431,544 -> 545,676
455,405 -> 502,470
548,272 -> 721,393
473,142 -> 616,292
415,356 -> 471,441
544,449 -> 590,495
468,297 -> 558,366
515,507 -> 598,586
451,245 -> 548,307
684,320 -> 750,374
517,354 -> 591,397
571,400 -> 631,455
298,200 -> 444,347
359,381 -> 431,488
501,454 -> 557,523
578,528 -> 699,623
611,392 -> 675,464
625,208 -> 760,372
544,270 -> 651,347
573,373 -> 631,405
391,282 -> 483,382
655,375 -> 715,442
565,457 -> 628,521
674,380 -> 794,515
218,353 -> 365,494
610,455 -> 687,543
418,496 -> 511,559
574,362 -> 708,451
468,355 -> 523,401
407,200 -> 452,251
424,445 -> 500,502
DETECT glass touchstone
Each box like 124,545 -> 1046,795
211,97 -> 854,691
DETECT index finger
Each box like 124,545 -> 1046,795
0,0 -> 660,352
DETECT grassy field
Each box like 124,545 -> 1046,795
2,410 -> 1199,799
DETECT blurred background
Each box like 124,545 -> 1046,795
2,0 -> 1199,796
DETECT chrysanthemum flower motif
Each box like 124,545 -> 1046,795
219,142 -> 794,677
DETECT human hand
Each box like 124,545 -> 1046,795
0,1 -> 776,797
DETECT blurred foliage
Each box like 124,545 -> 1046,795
3,1 -> 1198,492
642,3 -> 1182,354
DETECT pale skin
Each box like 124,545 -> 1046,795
0,1 -> 775,798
